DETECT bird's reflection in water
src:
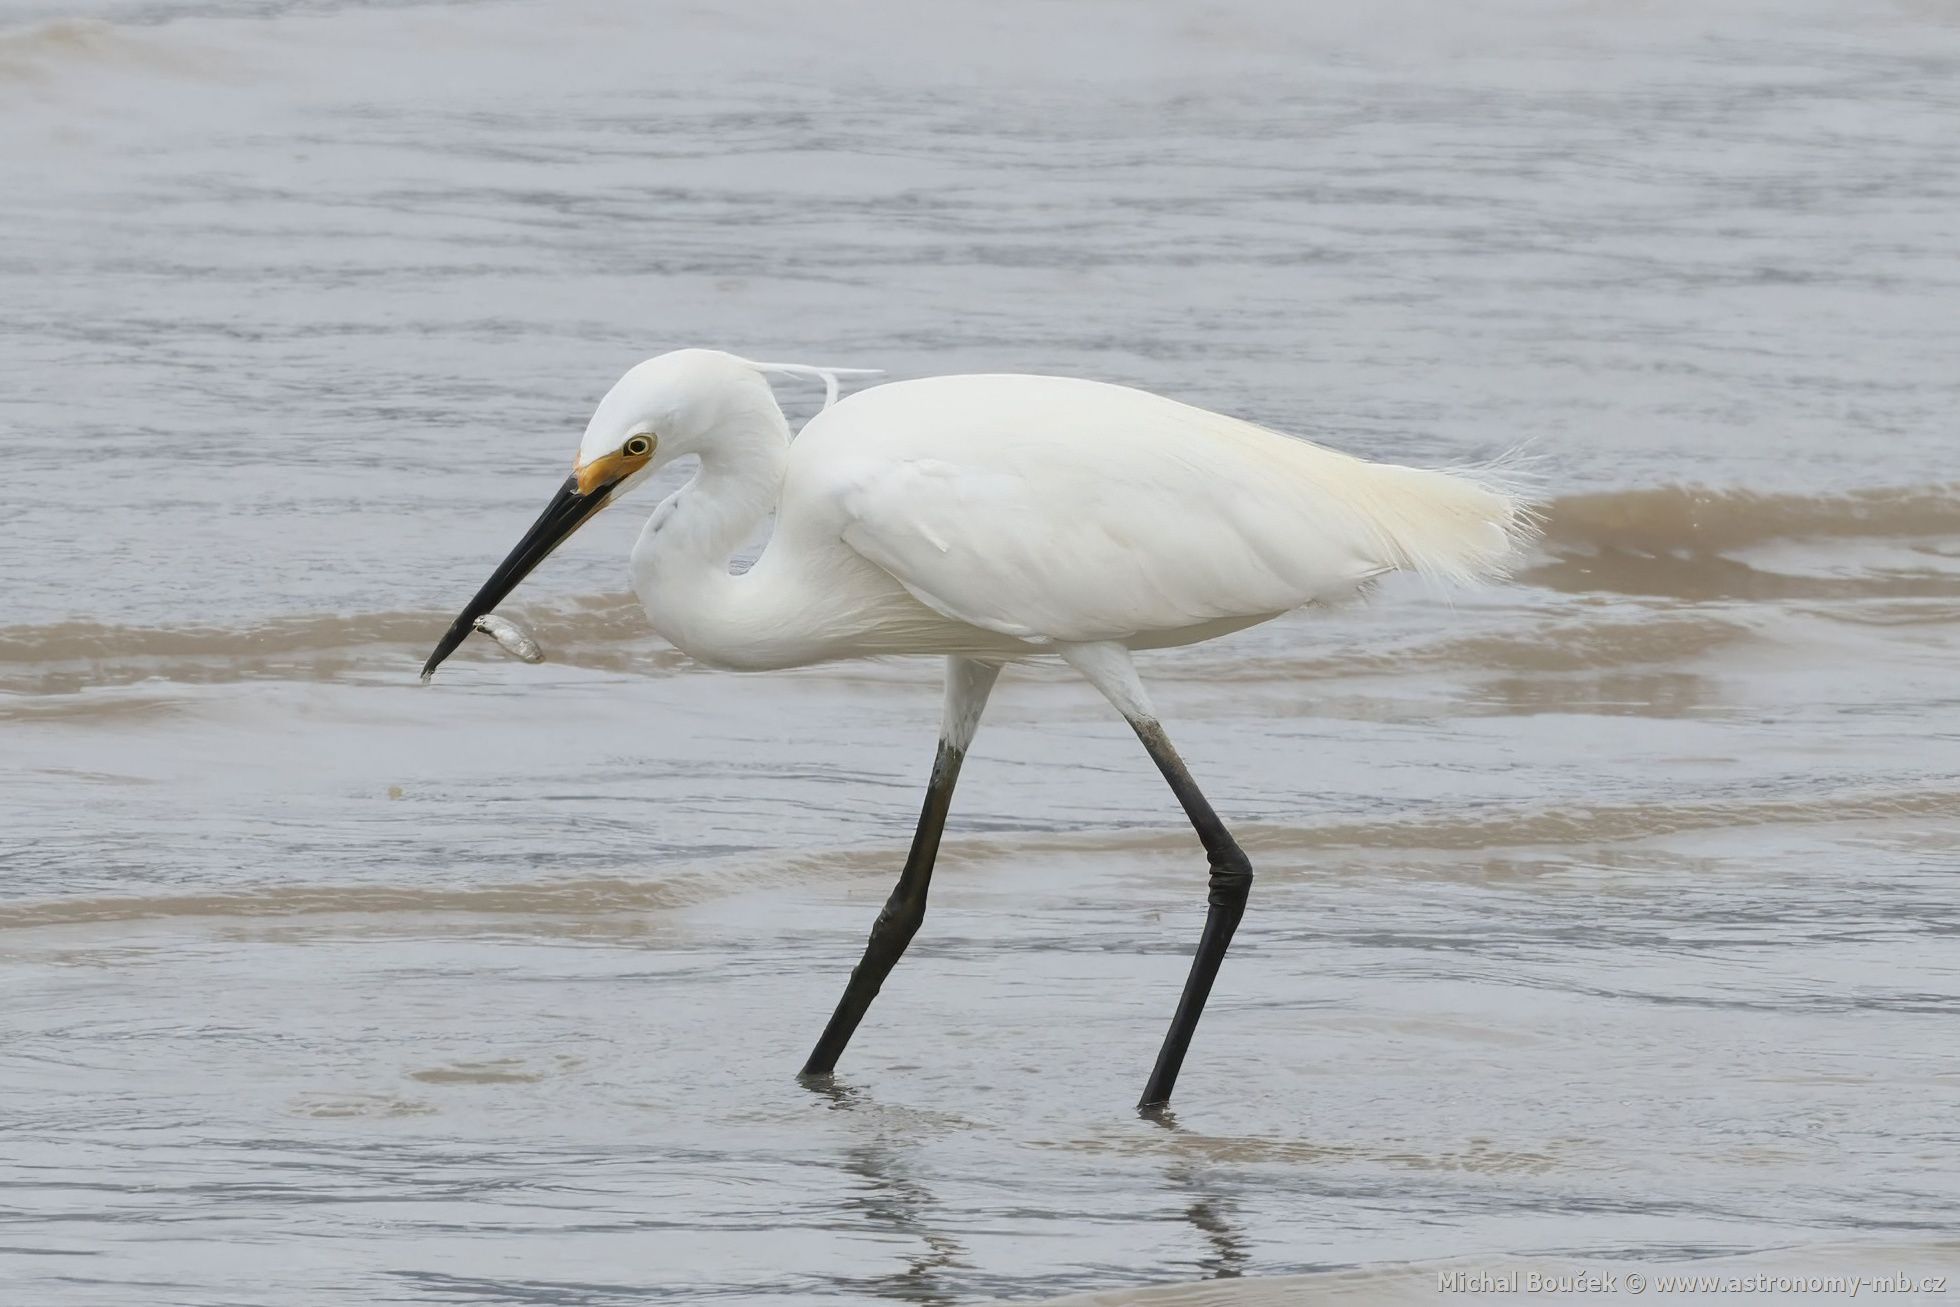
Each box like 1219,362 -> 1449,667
807,1078 -> 1254,1297
806,1076 -> 969,1306
1146,1107 -> 1253,1280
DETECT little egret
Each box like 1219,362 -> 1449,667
422,348 -> 1531,1111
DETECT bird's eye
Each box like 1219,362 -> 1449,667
624,435 -> 653,457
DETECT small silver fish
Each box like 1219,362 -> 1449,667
471,613 -> 546,665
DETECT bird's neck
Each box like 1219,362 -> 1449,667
629,405 -> 796,667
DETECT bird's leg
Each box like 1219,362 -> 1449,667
799,742 -> 963,1077
1126,717 -> 1252,1112
1058,642 -> 1252,1114
800,657 -> 1000,1079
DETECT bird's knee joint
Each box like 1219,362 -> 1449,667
1206,848 -> 1253,907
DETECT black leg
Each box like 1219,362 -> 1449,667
1130,717 -> 1253,1112
801,737 -> 969,1078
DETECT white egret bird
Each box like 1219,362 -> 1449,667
422,348 -> 1530,1112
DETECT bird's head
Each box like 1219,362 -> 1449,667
420,349 -> 873,682
419,349 -> 779,681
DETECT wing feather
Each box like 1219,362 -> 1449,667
790,376 -> 1527,645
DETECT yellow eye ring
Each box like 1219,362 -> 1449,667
624,435 -> 653,457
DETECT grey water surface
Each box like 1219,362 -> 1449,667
1,1 -> 1957,1303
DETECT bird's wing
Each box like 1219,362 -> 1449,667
829,453 -> 1353,641
799,375 -> 1522,645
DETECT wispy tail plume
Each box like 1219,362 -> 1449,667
1357,454 -> 1543,587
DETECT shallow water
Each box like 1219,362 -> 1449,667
2,0 -> 1957,1302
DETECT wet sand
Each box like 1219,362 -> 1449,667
2,0 -> 1957,1302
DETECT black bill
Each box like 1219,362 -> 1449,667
420,474 -> 617,681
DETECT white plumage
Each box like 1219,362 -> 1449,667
809,374 -> 1520,642
603,352 -> 1529,670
